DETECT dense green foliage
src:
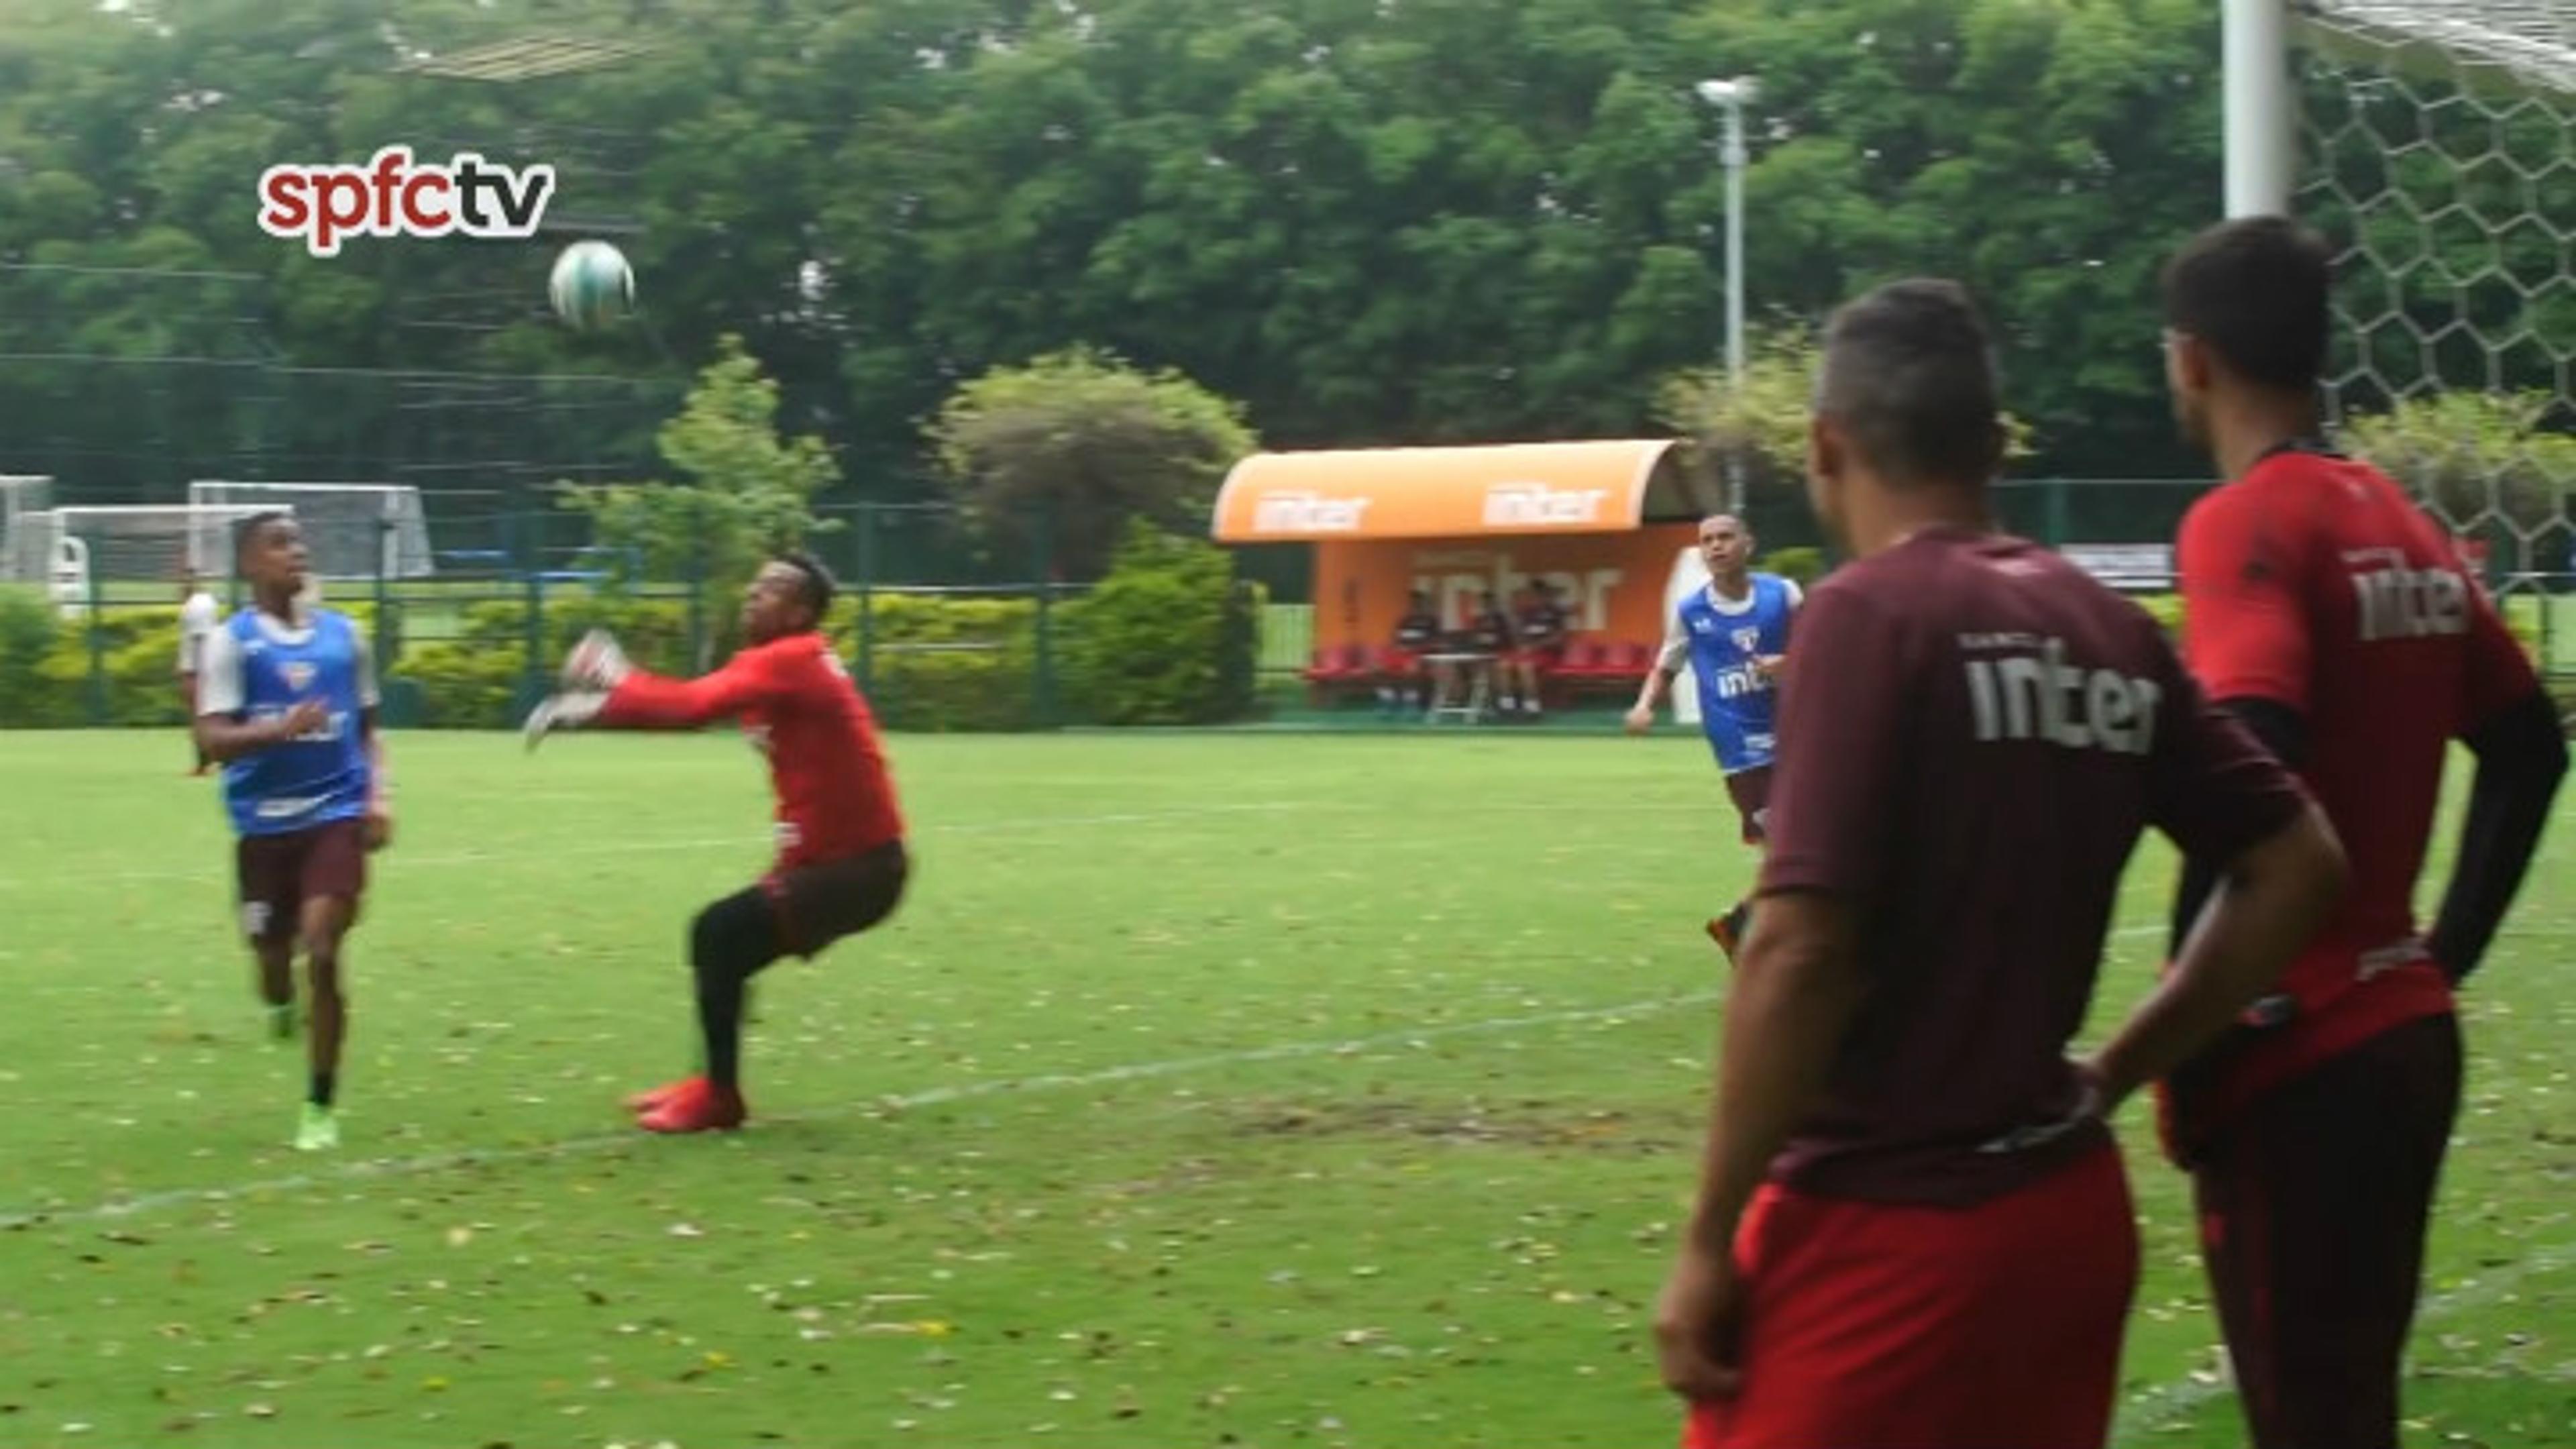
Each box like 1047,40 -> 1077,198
0,0 -> 2276,497
556,335 -> 843,659
1057,521 -> 1258,726
931,350 -> 1259,578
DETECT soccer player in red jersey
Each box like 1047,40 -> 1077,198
525,552 -> 911,1134
1653,280 -> 2349,1449
2157,217 -> 2568,1448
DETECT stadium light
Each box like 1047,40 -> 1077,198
1697,76 -> 1761,512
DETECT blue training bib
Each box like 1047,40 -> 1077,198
1681,575 -> 1796,774
219,609 -> 370,837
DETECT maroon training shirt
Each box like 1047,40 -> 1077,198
1757,527 -> 2307,1205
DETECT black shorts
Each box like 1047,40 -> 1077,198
235,818 -> 368,943
762,840 -> 909,958
1724,766 -> 1774,845
2192,1013 -> 2462,1449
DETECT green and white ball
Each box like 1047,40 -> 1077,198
548,240 -> 635,330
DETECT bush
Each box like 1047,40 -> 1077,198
1056,521 -> 1256,725
2135,592 -> 2183,635
1757,547 -> 1826,588
397,641 -> 529,729
535,592 -> 698,674
0,592 -> 72,727
836,592 -> 1042,732
0,598 -> 388,728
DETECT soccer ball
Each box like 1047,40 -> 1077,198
548,240 -> 635,330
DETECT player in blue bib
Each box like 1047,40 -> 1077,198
1626,513 -> 1803,960
192,512 -> 391,1152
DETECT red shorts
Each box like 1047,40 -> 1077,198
1683,1143 -> 2137,1449
235,819 -> 368,943
1381,649 -> 1423,676
1722,767 -> 1772,845
762,840 -> 910,958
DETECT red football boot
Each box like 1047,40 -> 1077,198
624,1076 -> 698,1114
637,1077 -> 748,1134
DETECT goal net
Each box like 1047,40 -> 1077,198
2292,1 -> 2576,584
187,481 -> 437,582
17,504 -> 284,610
0,475 -> 50,582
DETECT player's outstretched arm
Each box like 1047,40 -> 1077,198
1627,632 -> 1687,733
555,629 -> 780,731
2091,800 -> 2345,1112
2428,688 -> 2567,985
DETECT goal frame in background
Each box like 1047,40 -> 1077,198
24,503 -> 287,616
2228,0 -> 2576,678
186,480 -> 438,583
0,475 -> 52,583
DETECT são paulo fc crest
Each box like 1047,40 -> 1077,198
1732,627 -> 1760,654
280,660 -> 317,693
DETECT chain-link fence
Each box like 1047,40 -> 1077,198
0,494 -> 1283,733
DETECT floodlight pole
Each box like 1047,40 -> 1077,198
1699,76 -> 1760,513
2224,0 -> 2296,216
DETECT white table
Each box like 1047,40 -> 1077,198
1418,651 -> 1496,724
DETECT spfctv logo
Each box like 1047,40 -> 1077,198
258,145 -> 556,258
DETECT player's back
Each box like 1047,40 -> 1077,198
2180,449 -> 2524,985
737,633 -> 905,865
1764,528 -> 2284,1205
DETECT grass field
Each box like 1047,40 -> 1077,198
1,731 -> 2569,1449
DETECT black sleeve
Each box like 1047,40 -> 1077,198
2427,688 -> 2569,985
2167,696 -> 2312,957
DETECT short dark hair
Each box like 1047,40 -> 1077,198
2161,216 -> 2332,391
233,509 -> 292,570
1815,279 -> 2005,485
777,549 -> 837,620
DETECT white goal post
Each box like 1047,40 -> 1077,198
187,481 -> 437,582
0,475 -> 52,583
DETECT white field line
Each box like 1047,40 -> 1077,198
2110,1238 -> 2576,1442
0,989 -> 1722,1230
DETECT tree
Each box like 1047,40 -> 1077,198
557,335 -> 839,657
2339,391 -> 2576,567
1652,326 -> 1830,501
1654,321 -> 2035,500
929,347 -> 1256,578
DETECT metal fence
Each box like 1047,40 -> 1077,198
0,497 -> 1099,732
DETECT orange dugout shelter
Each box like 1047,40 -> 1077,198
1210,439 -> 1725,702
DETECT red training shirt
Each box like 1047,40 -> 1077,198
2176,445 -> 2538,1116
1758,527 -> 2306,1206
601,631 -> 906,872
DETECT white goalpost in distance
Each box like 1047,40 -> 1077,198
186,481 -> 437,583
0,475 -> 51,583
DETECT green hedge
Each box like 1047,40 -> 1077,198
845,593 -> 1042,733
0,596 -> 386,729
383,524 -> 1254,733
